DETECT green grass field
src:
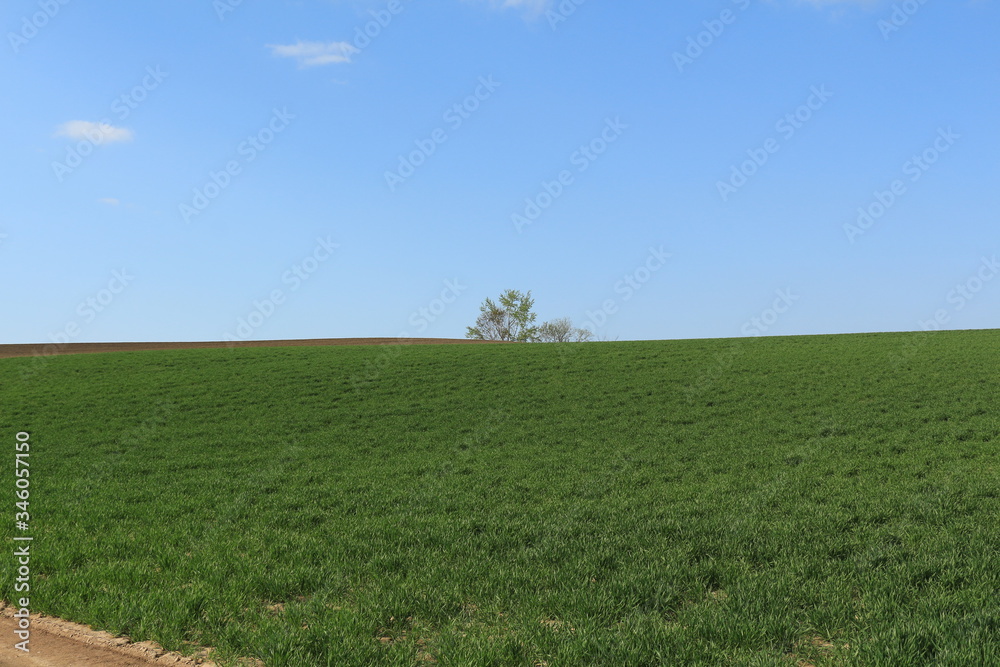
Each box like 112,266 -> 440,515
2,331 -> 998,666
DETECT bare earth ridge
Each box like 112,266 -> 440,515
0,603 -> 219,667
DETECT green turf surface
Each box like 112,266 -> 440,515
2,331 -> 998,665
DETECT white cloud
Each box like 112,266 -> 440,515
55,121 -> 133,144
98,198 -> 120,206
493,0 -> 550,8
267,41 -> 359,67
794,0 -> 885,6
472,0 -> 552,14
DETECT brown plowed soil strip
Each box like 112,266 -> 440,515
0,605 -> 220,666
0,337 -> 505,360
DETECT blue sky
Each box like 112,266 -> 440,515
2,0 -> 998,344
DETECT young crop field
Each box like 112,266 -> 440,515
1,331 -> 998,666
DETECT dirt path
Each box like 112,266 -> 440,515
0,605 -> 218,666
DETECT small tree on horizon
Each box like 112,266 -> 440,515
466,289 -> 539,342
537,317 -> 593,343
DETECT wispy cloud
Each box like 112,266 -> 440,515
494,0 -> 551,8
464,0 -> 553,16
98,198 -> 120,206
267,41 -> 359,67
793,0 -> 885,7
55,121 -> 134,144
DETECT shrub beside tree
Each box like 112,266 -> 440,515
536,317 -> 592,343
